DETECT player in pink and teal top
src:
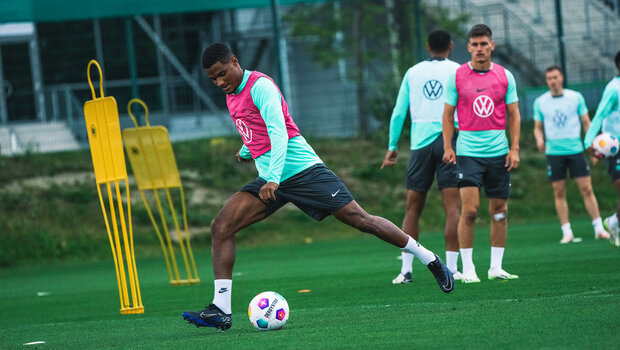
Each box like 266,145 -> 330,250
441,24 -> 521,283
181,43 -> 454,331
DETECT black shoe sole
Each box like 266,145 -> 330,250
182,313 -> 231,331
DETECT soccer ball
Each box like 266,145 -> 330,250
593,132 -> 620,158
248,291 -> 289,330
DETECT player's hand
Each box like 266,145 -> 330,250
381,150 -> 398,168
587,146 -> 602,165
536,139 -> 545,153
235,150 -> 251,163
442,148 -> 456,164
505,149 -> 520,171
259,182 -> 279,203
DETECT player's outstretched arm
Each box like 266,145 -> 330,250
506,102 -> 521,171
442,103 -> 457,164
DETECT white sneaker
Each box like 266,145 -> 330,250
392,272 -> 412,284
560,233 -> 574,244
460,270 -> 480,283
452,271 -> 463,281
595,230 -> 611,240
488,268 -> 519,280
604,216 -> 620,247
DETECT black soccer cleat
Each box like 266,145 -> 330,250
427,254 -> 454,293
182,304 -> 232,331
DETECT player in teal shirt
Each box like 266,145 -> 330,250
382,30 -> 462,283
582,51 -> 620,246
181,43 -> 455,331
533,66 -> 610,243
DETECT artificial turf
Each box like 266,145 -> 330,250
1,218 -> 619,349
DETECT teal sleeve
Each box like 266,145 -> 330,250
444,72 -> 458,106
505,69 -> 519,104
251,77 -> 288,184
533,98 -> 543,121
388,72 -> 411,151
577,92 -> 588,116
584,86 -> 619,147
239,144 -> 252,159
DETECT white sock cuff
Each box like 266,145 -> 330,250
592,217 -> 604,232
213,279 -> 232,314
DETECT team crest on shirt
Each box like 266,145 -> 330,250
235,119 -> 253,143
552,110 -> 567,128
473,95 -> 494,118
423,80 -> 443,100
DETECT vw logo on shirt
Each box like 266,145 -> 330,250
235,119 -> 253,143
552,110 -> 567,128
423,80 -> 443,100
473,95 -> 494,118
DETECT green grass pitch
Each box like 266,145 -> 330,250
1,218 -> 619,349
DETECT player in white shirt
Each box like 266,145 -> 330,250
533,65 -> 610,243
382,30 -> 462,284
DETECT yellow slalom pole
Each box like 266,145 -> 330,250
153,189 -> 183,283
97,185 -> 124,309
138,189 -> 175,283
164,187 -> 192,282
123,98 -> 200,286
84,60 -> 144,314
180,186 -> 200,283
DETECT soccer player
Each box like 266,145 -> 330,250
441,24 -> 520,283
382,30 -> 461,284
181,43 -> 454,331
533,66 -> 610,243
583,51 -> 620,247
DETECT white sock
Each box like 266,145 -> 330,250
592,217 -> 604,233
460,248 -> 475,274
400,251 -> 414,275
402,236 -> 435,265
561,223 -> 573,237
608,213 -> 618,229
212,279 -> 232,314
490,246 -> 504,271
446,251 -> 459,273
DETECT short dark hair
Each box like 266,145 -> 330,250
615,51 -> 620,71
428,30 -> 451,52
468,24 -> 492,40
545,65 -> 562,74
202,42 -> 233,69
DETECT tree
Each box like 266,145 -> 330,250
285,0 -> 467,137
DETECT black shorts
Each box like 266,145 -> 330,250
605,151 -> 620,182
406,135 -> 458,192
546,153 -> 590,182
456,155 -> 510,198
240,164 -> 354,221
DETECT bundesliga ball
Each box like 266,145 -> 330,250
593,132 -> 620,158
248,291 -> 289,330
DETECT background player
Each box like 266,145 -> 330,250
382,30 -> 461,284
583,51 -> 620,247
181,43 -> 454,331
533,66 -> 610,243
442,24 -> 521,283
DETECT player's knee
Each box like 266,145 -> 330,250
210,218 -> 232,241
580,186 -> 593,197
461,208 -> 478,224
492,211 -> 507,222
554,189 -> 566,199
